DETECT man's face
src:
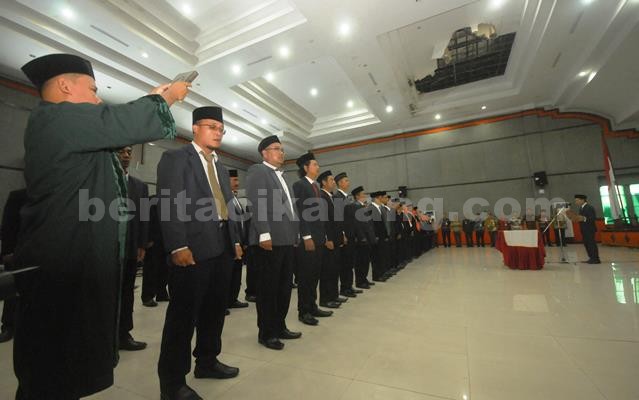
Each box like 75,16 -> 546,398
305,159 -> 320,180
356,192 -> 367,203
230,177 -> 240,191
262,143 -> 285,167
382,195 -> 390,205
338,177 -> 350,191
323,176 -> 336,192
65,74 -> 101,104
117,146 -> 132,170
574,198 -> 585,207
193,118 -> 225,151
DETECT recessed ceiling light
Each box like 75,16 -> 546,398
346,100 -> 354,108
481,105 -> 487,110
490,0 -> 505,10
61,7 -> 75,19
581,0 -> 595,5
232,102 -> 238,108
141,52 -> 149,58
386,105 -> 394,113
338,22 -> 352,36
261,118 -> 268,125
435,114 -> 442,120
279,46 -> 290,58
587,71 -> 597,83
148,143 -> 156,146
265,72 -> 274,82
231,64 -> 242,75
182,4 -> 192,15
578,70 -> 590,77
310,87 -> 318,97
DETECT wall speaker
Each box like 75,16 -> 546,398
533,171 -> 548,187
398,186 -> 408,197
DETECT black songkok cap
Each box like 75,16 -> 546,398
21,53 -> 94,91
574,194 -> 587,200
317,170 -> 332,183
351,186 -> 364,197
228,169 -> 238,177
334,172 -> 347,183
296,151 -> 315,168
193,106 -> 223,124
258,135 -> 280,154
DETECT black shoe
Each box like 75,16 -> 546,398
372,277 -> 387,282
119,335 -> 147,351
279,328 -> 302,340
335,296 -> 348,303
259,337 -> 285,350
245,294 -> 257,303
194,360 -> 239,379
366,281 -> 376,286
161,384 -> 203,400
142,299 -> 158,307
229,300 -> 249,309
0,329 -> 14,343
355,283 -> 370,290
156,293 -> 170,302
352,288 -> 364,294
587,260 -> 601,264
225,309 -> 230,316
311,308 -> 333,317
299,313 -> 319,326
319,301 -> 341,309
340,290 -> 357,298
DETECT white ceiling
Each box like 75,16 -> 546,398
1,0 -> 638,163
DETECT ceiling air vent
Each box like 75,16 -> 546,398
569,12 -> 584,35
90,25 -> 130,47
247,55 -> 273,66
368,72 -> 378,86
243,109 -> 258,118
551,52 -> 562,69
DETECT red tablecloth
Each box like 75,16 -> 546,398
495,231 -> 546,270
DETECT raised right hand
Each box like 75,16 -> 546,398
171,248 -> 196,267
156,81 -> 191,106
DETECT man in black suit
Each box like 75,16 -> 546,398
293,152 -> 336,325
567,194 -> 601,264
317,170 -> 347,308
246,135 -> 302,350
141,197 -> 170,305
227,169 -> 249,311
369,191 -> 390,282
332,173 -> 362,299
116,146 -> 149,352
352,186 -> 377,289
462,217 -> 475,247
0,188 -> 27,343
382,194 -> 398,277
157,106 -> 243,400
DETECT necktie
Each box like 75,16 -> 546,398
200,151 -> 228,220
311,181 -> 320,197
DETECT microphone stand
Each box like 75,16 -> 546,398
543,210 -> 571,264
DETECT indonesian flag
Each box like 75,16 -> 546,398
602,135 -> 620,219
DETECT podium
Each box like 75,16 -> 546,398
495,230 -> 546,270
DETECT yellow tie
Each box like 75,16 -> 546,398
200,151 -> 228,220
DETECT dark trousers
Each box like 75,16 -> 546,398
255,246 -> 294,339
442,230 -> 451,247
464,231 -> 474,247
475,230 -> 485,247
453,231 -> 462,247
1,261 -> 17,332
141,243 -> 169,302
296,245 -> 323,315
583,230 -> 600,261
554,228 -> 566,246
228,258 -> 244,306
320,246 -> 340,303
15,386 -> 78,400
371,240 -> 389,280
339,243 -> 355,292
354,244 -> 371,285
244,246 -> 258,298
490,231 -> 497,247
119,258 -> 138,338
157,251 -> 232,392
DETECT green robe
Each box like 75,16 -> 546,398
14,95 -> 175,398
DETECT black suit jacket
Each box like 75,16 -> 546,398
369,204 -> 388,242
125,175 -> 149,260
353,201 -> 376,245
320,190 -> 340,244
333,190 -> 352,243
157,144 -> 240,263
293,178 -> 327,246
1,188 -> 27,257
230,194 -> 250,246
579,203 -> 597,234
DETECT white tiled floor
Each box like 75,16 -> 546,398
1,244 -> 639,399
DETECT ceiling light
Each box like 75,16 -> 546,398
279,46 -> 290,58
490,0 -> 506,10
587,71 -> 597,83
310,87 -> 318,97
231,64 -> 242,75
346,100 -> 354,108
141,52 -> 149,58
435,114 -> 442,120
182,4 -> 192,15
61,7 -> 75,19
578,70 -> 590,77
338,22 -> 352,36
265,72 -> 274,82
232,102 -> 238,108
481,105 -> 487,110
261,118 -> 268,125
581,0 -> 595,5
148,143 -> 156,146
385,105 -> 394,113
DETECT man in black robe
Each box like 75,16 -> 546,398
13,53 -> 188,399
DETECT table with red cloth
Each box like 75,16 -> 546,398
495,230 -> 546,270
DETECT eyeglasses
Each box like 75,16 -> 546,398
196,124 -> 226,135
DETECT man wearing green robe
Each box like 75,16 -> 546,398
13,53 -> 189,399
